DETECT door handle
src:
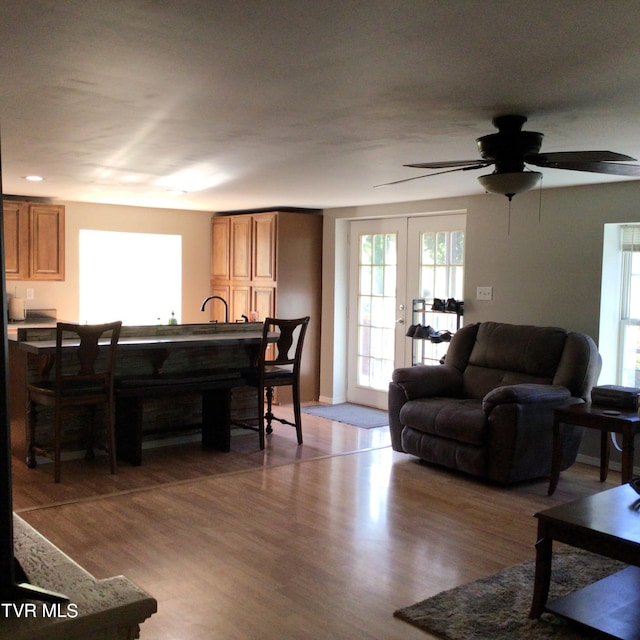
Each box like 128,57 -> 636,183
396,318 -> 405,324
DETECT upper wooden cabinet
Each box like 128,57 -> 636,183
230,215 -> 253,281
251,213 -> 277,282
210,216 -> 231,280
213,213 -> 279,286
210,210 -> 323,401
3,201 -> 29,280
29,204 -> 65,280
3,201 -> 65,281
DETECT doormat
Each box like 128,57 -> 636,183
394,549 -> 625,640
302,403 -> 389,429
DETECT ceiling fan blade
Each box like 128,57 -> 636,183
528,150 -> 637,165
531,160 -> 640,177
375,163 -> 493,187
404,159 -> 488,169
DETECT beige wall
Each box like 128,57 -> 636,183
8,201 -> 213,324
9,181 -> 640,468
320,180 -> 640,469
462,183 -> 635,339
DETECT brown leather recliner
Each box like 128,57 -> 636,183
388,322 -> 601,484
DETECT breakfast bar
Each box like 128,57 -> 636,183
9,323 -> 266,466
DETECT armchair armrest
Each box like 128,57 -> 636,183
482,383 -> 571,415
391,364 -> 464,400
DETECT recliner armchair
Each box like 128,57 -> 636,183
389,322 -> 601,484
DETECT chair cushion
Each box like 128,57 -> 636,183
399,397 -> 487,446
468,322 -> 568,375
462,322 -> 568,398
245,365 -> 294,387
29,379 -> 107,397
400,426 -> 488,477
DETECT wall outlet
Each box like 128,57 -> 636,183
26,288 -> 34,300
476,286 -> 493,301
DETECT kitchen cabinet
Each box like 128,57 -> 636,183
231,214 -> 253,280
3,201 -> 29,279
210,216 -> 231,280
251,213 -> 276,282
3,201 -> 65,281
210,210 -> 322,401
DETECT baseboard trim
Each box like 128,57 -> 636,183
318,395 -> 345,405
576,452 -> 639,476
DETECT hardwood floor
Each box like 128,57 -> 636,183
11,407 -> 621,639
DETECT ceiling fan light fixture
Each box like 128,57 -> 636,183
477,171 -> 542,200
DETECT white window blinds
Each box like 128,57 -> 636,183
621,225 -> 640,251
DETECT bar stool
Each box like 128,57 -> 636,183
27,321 -> 122,482
244,316 -> 310,449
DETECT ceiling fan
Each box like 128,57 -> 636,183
381,115 -> 640,200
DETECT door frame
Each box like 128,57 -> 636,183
346,218 -> 408,409
345,213 -> 467,409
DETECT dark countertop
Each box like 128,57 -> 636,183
16,329 -> 266,354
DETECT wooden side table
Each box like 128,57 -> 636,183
548,403 -> 640,495
529,483 -> 640,639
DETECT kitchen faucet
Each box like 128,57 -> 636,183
200,295 -> 229,323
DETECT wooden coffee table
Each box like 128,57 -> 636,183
529,484 -> 640,639
548,403 -> 640,495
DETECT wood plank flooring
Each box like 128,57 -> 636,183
11,407 -> 620,640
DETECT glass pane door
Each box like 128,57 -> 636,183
357,233 -> 396,388
347,219 -> 406,409
347,214 -> 466,409
407,217 -> 465,366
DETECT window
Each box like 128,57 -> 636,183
79,230 -> 182,325
619,225 -> 640,386
413,228 -> 465,365
418,229 -> 465,300
356,232 -> 397,390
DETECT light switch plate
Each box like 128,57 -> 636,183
476,286 -> 493,301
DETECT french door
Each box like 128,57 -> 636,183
347,219 -> 407,408
347,214 -> 466,409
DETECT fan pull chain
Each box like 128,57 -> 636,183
507,198 -> 512,235
538,174 -> 543,223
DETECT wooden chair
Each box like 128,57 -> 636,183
245,317 -> 310,449
27,321 -> 122,482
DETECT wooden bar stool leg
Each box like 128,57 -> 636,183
265,387 -> 274,436
293,382 -> 303,445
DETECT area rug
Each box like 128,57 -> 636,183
394,550 -> 625,640
301,403 -> 389,429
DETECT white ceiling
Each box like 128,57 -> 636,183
2,0 -> 640,212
